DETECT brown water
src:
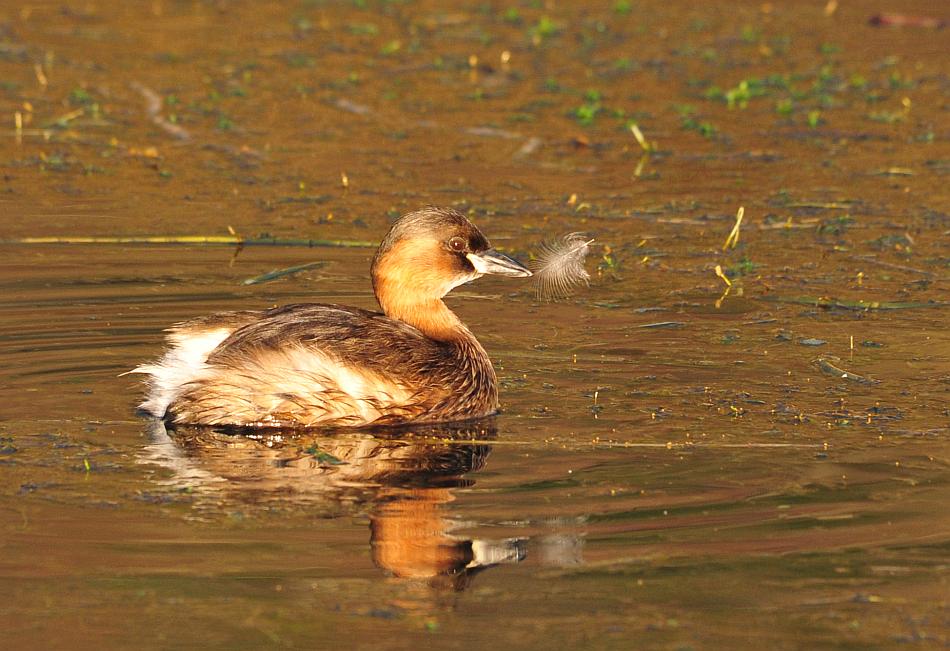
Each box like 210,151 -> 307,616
1,1 -> 948,649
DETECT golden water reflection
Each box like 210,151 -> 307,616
142,419 -> 530,588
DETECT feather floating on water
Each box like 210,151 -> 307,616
530,232 -> 594,300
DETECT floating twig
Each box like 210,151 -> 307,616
332,97 -> 373,116
873,167 -> 914,176
758,218 -> 819,230
464,126 -> 523,139
786,202 -> 854,210
41,108 -> 84,129
514,136 -> 543,159
869,13 -> 946,28
764,295 -> 947,310
816,357 -> 879,385
633,153 -> 649,178
628,123 -> 654,153
131,81 -> 191,141
243,261 -> 328,285
722,206 -> 744,251
637,321 -> 686,329
714,264 -> 732,287
0,235 -> 375,248
848,254 -> 938,279
33,63 -> 48,88
714,264 -> 732,308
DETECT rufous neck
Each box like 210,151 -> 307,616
380,296 -> 472,343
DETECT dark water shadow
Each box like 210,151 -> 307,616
141,418 -> 525,590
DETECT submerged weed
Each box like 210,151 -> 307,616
613,57 -> 635,71
685,117 -> 717,138
69,87 -> 94,105
726,257 -> 758,277
740,24 -> 760,43
613,0 -> 632,15
869,234 -> 913,251
380,40 -> 401,55
674,104 -> 718,138
816,215 -> 854,236
284,52 -> 316,68
502,7 -> 522,24
867,109 -> 905,124
598,246 -> 619,273
776,98 -> 794,116
573,91 -> 602,126
530,16 -> 560,43
724,80 -> 756,109
347,22 -> 379,35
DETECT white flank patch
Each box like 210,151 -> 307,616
271,347 -> 414,424
129,327 -> 234,417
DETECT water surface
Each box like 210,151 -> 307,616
1,1 -> 948,649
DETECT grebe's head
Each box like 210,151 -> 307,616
371,207 -> 530,310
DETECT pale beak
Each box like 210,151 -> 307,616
467,249 -> 532,277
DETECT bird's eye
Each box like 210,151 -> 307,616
448,237 -> 466,252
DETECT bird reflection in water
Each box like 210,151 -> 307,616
141,417 -> 525,589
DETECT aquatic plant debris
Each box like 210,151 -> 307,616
0,235 -> 375,248
628,123 -> 654,153
816,357 -> 880,385
530,232 -> 594,300
304,445 -> 346,465
868,13 -> 946,29
713,265 -> 733,308
131,81 -> 191,141
723,206 -> 744,251
637,321 -> 686,329
242,261 -> 328,285
763,296 -> 947,311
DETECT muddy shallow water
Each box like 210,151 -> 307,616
1,1 -> 948,649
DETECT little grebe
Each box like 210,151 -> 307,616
133,207 -> 531,427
